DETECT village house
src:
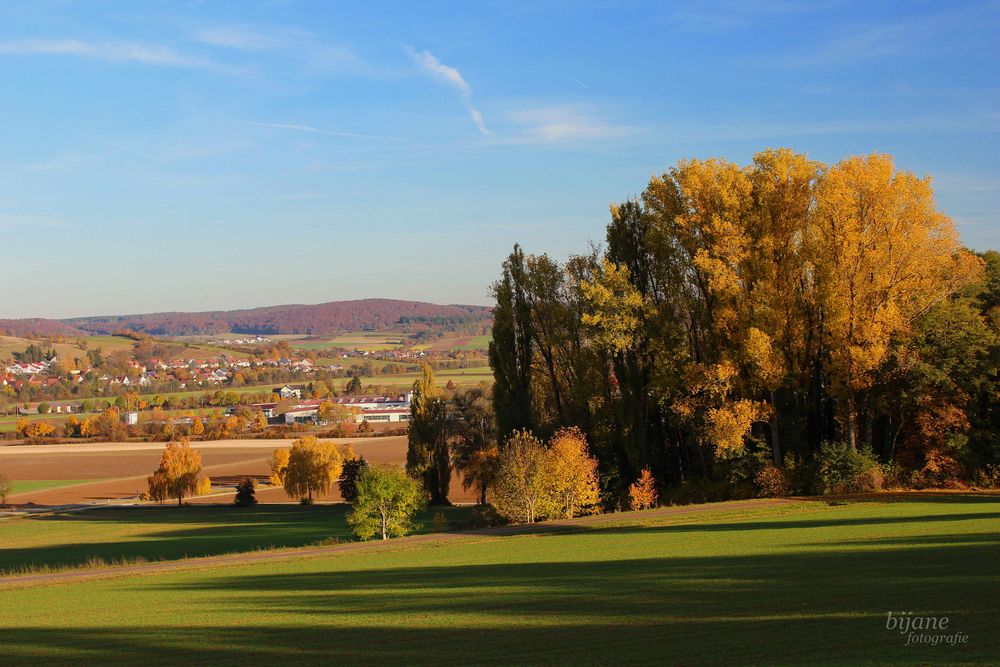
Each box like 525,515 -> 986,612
275,385 -> 302,399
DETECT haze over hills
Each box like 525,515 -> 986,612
0,299 -> 493,337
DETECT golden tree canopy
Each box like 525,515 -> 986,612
283,436 -> 343,501
147,438 -> 203,505
546,427 -> 601,518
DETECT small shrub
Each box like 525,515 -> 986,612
783,454 -> 818,495
816,442 -> 883,495
299,497 -> 314,505
338,457 -> 368,502
880,461 -> 908,490
234,477 -> 258,507
973,464 -> 1000,489
916,449 -> 966,489
629,468 -> 658,510
754,463 -> 791,497
432,511 -> 448,532
467,503 -> 507,529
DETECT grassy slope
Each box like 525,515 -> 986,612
0,496 -> 997,665
1,505 -> 471,571
0,335 -> 134,362
9,480 -> 97,495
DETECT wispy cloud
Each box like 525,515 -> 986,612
790,23 -> 910,66
0,39 -> 233,73
192,26 -> 284,51
193,25 -> 376,77
405,47 -> 491,136
504,105 -> 637,144
785,3 -> 1000,67
250,121 -> 407,142
670,0 -> 825,34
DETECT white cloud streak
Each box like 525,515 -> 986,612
405,48 -> 491,136
504,105 -> 637,144
193,26 -> 284,51
0,39 -> 234,73
250,121 -> 407,142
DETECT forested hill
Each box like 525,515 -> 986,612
1,299 -> 493,337
0,318 -> 84,337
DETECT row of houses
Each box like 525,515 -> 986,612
5,359 -> 56,375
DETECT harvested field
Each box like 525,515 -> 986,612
0,438 -> 477,505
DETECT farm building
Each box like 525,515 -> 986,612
253,393 -> 413,425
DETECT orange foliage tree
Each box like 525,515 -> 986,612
147,438 -> 205,505
629,468 -> 657,510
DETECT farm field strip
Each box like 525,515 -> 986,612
9,480 -> 99,494
0,436 -> 483,506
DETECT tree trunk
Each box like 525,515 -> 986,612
479,482 -> 487,506
846,400 -> 858,450
769,390 -> 781,465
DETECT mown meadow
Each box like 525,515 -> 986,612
0,495 -> 997,665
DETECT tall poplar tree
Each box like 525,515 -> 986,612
406,364 -> 450,504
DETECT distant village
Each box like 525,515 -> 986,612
3,354 -> 335,394
0,333 -> 485,439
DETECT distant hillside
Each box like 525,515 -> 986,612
58,299 -> 493,336
0,318 -> 85,337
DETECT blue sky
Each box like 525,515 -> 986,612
1,0 -> 997,319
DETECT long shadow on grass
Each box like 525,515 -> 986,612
0,505 -> 470,571
821,492 -> 1000,504
511,509 -> 1000,540
2,536 -> 999,665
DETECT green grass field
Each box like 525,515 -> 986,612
357,366 -> 494,389
293,332 -> 406,351
9,480 -> 98,495
0,504 -> 472,572
454,334 -> 491,351
0,335 -> 136,363
0,495 -> 997,664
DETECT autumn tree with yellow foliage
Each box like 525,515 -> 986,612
268,448 -> 290,486
491,431 -> 558,524
489,148 -> 989,504
282,436 -> 343,502
546,427 -> 601,518
147,438 -> 206,505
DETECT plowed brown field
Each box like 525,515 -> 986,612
0,437 -> 477,505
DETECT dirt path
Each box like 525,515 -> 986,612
0,499 -> 795,589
